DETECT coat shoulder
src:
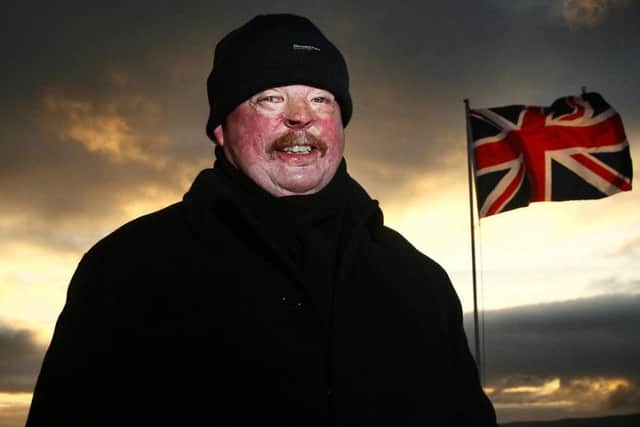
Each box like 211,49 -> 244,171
376,224 -> 450,281
371,224 -> 462,320
83,202 -> 189,268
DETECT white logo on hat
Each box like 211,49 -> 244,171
292,43 -> 320,51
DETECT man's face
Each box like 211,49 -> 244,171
213,84 -> 345,197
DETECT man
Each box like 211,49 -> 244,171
27,14 -> 496,426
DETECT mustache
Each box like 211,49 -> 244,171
267,131 -> 328,157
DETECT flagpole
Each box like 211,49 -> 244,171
464,98 -> 482,383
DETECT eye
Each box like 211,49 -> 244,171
257,95 -> 284,103
311,96 -> 332,104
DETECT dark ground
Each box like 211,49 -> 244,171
502,413 -> 640,427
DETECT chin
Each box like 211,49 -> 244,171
278,182 -> 325,196
273,175 -> 328,196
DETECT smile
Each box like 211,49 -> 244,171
281,145 -> 312,154
268,131 -> 328,157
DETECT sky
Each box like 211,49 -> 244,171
1,0 -> 639,425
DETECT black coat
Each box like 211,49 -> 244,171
26,164 -> 496,426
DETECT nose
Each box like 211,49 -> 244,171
283,98 -> 313,130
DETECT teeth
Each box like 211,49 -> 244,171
282,145 -> 312,154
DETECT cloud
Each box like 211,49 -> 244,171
608,380 -> 640,410
562,0 -> 630,28
0,393 -> 31,427
586,277 -> 640,295
0,324 -> 45,393
490,375 -> 640,422
0,217 -> 99,255
612,234 -> 640,258
0,120 -> 188,255
465,294 -> 640,421
0,5 -> 218,259
345,91 -> 465,205
0,69 -> 211,255
494,0 -> 633,30
43,90 -> 169,168
472,293 -> 640,379
4,0 -> 640,222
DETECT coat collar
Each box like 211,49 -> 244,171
182,157 -> 383,327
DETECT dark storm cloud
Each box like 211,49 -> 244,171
0,49 -> 213,251
465,293 -> 640,381
464,293 -> 640,420
0,323 -> 45,393
0,101 -> 202,250
2,2 -> 218,170
1,1 -> 639,235
319,0 -> 640,201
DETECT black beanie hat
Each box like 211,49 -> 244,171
205,14 -> 352,141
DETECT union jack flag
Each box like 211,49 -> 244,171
469,92 -> 632,217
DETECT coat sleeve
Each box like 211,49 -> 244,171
25,251 -> 125,426
443,273 -> 498,427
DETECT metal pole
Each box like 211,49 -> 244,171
464,99 -> 482,384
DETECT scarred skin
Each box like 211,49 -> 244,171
213,84 -> 345,196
